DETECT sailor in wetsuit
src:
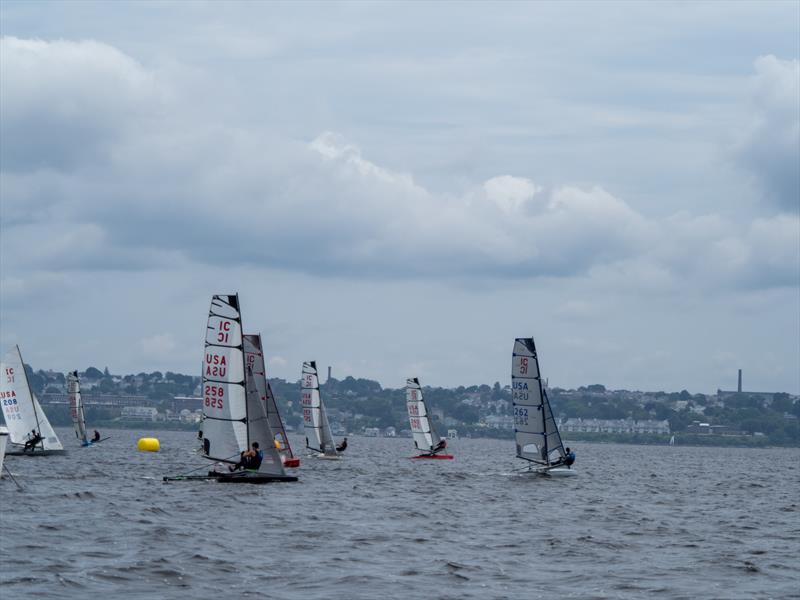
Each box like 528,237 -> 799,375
229,442 -> 264,471
23,429 -> 43,451
336,437 -> 348,453
92,430 -> 101,442
432,439 -> 447,454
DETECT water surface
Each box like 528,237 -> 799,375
1,429 -> 798,599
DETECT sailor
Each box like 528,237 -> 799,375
433,439 -> 447,454
92,430 -> 101,442
564,447 -> 576,468
23,429 -> 43,451
336,437 -> 348,453
229,442 -> 264,471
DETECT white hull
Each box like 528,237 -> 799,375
310,453 -> 342,460
543,467 -> 577,477
520,465 -> 577,477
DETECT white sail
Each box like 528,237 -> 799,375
512,338 -> 565,466
68,371 -> 88,445
0,345 -> 63,452
406,378 -> 442,454
301,361 -> 337,456
243,334 -> 294,459
201,295 -> 248,462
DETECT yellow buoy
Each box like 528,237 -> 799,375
137,437 -> 160,452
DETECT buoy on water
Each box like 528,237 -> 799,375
137,437 -> 160,452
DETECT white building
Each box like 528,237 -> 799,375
121,406 -> 158,421
561,418 -> 670,435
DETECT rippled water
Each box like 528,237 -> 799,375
1,428 -> 798,599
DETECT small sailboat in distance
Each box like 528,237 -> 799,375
407,377 -> 453,459
67,371 -> 109,447
301,361 -> 343,459
512,338 -> 575,476
1,345 -> 65,456
164,294 -> 296,484
244,334 -> 300,468
669,435 -> 675,446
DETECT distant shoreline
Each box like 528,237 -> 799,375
79,421 -> 797,448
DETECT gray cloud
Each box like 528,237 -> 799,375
734,56 -> 800,213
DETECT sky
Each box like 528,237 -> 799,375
0,1 -> 798,394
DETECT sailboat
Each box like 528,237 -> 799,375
0,345 -> 65,456
407,377 -> 453,459
669,435 -> 675,446
67,371 -> 109,447
164,294 -> 296,484
512,337 -> 574,476
301,361 -> 342,459
243,334 -> 300,468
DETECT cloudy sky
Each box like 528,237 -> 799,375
1,1 -> 798,394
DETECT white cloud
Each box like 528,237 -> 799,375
0,36 -> 167,173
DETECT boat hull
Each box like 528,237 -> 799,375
311,453 -> 342,460
163,472 -> 298,484
543,467 -> 576,477
6,448 -> 66,456
411,454 -> 454,460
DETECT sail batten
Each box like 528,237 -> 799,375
512,338 -> 566,466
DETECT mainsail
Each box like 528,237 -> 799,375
200,294 -> 287,478
243,334 -> 295,460
0,345 -> 63,453
512,338 -> 566,466
406,378 -> 442,454
301,361 -> 337,457
68,371 -> 88,445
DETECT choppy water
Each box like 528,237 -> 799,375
1,428 -> 798,599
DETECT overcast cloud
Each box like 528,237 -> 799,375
1,1 -> 798,393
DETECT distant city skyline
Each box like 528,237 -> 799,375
1,1 -> 798,394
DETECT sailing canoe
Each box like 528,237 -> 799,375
407,377 -> 453,459
301,361 -> 341,459
512,337 -> 574,476
1,345 -> 65,456
165,294 -> 296,484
